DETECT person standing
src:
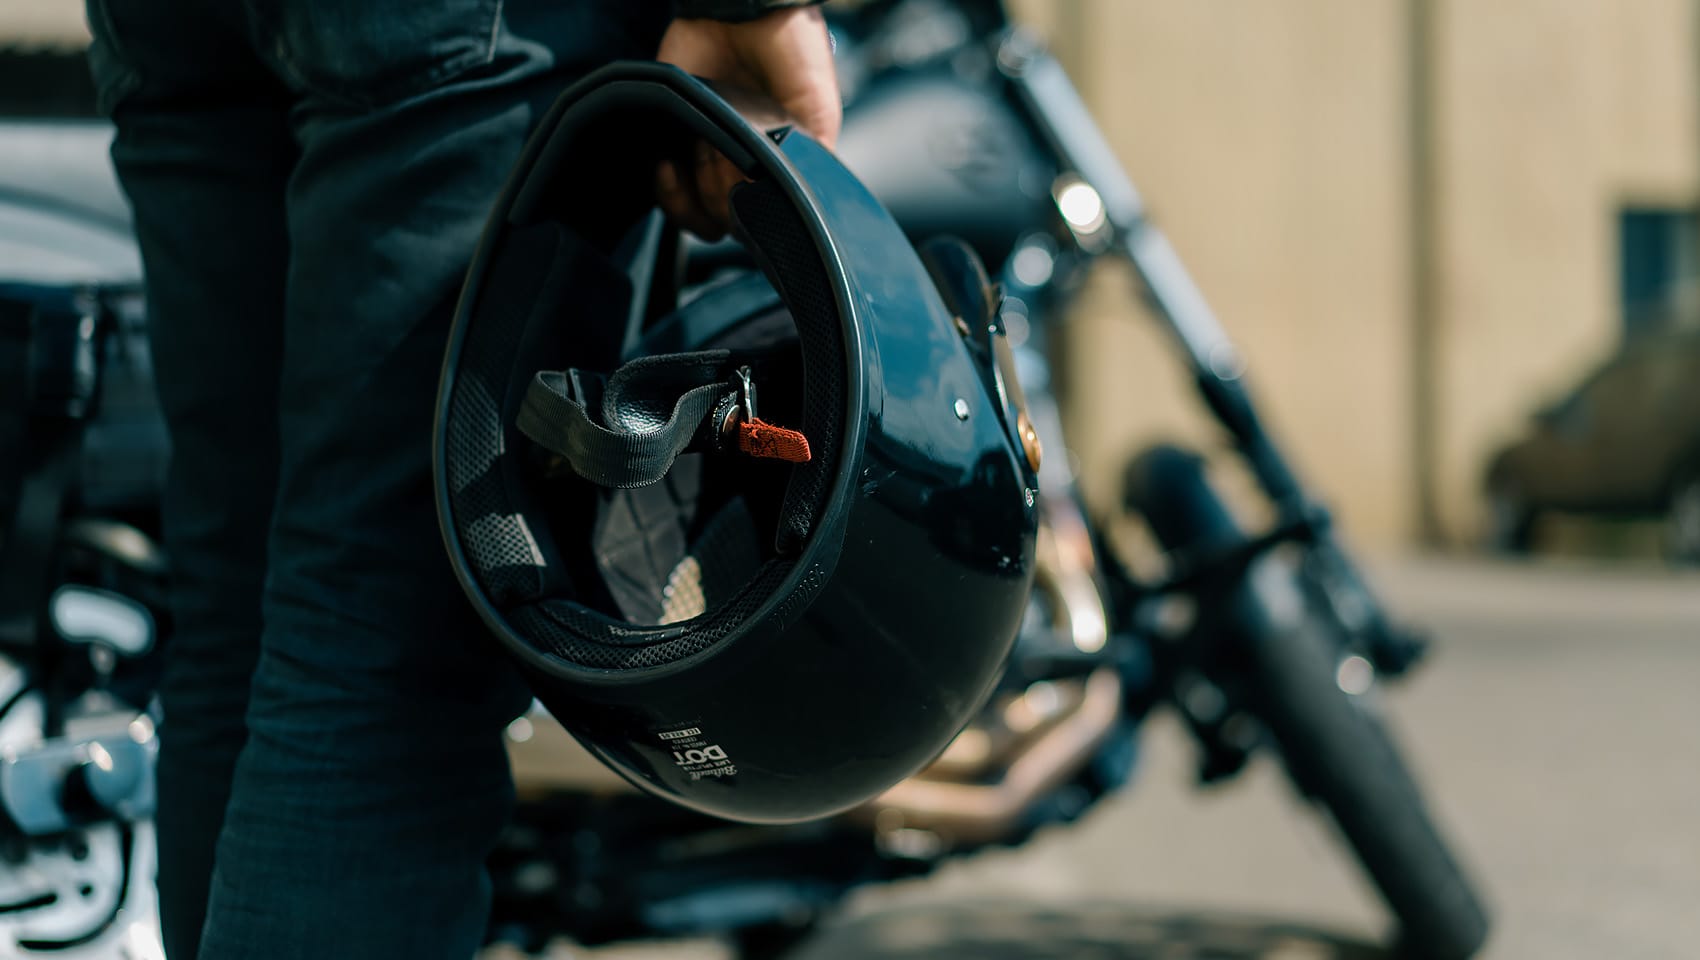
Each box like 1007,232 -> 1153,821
82,1 -> 839,956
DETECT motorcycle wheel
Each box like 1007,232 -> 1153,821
1123,444 -> 1490,960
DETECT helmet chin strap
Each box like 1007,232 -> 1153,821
516,349 -> 808,491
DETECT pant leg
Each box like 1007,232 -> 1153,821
193,4 -> 669,958
84,4 -> 294,958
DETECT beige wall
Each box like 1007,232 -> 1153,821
1035,0 -> 1700,549
0,2 -> 88,48
1034,0 -> 1416,548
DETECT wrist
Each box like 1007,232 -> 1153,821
671,0 -> 826,24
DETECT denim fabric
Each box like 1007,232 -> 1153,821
83,2 -> 670,957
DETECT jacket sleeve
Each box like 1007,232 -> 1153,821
671,0 -> 828,23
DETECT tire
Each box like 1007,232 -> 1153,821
1242,588 -> 1490,959
1664,470 -> 1700,566
1483,477 -> 1536,555
1125,445 -> 1491,959
733,922 -> 817,960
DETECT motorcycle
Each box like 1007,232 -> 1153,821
0,117 -> 166,958
0,2 -> 1489,957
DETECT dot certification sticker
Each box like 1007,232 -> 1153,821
656,723 -> 737,780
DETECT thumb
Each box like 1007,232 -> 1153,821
772,81 -> 841,149
735,10 -> 842,148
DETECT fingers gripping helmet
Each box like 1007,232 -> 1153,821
434,62 -> 1039,822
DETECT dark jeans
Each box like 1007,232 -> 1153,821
84,2 -> 668,957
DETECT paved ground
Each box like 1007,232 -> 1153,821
503,555 -> 1700,959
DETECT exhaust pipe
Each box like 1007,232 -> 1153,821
850,667 -> 1121,848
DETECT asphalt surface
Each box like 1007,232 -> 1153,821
500,555 -> 1700,960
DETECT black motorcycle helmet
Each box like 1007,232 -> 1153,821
434,62 -> 1039,823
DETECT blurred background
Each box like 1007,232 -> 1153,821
3,1 -> 1697,958
1011,0 -> 1700,561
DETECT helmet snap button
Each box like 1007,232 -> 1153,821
953,398 -> 971,421
1018,411 -> 1043,471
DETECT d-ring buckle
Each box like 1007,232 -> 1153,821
719,366 -> 759,447
735,366 -> 757,422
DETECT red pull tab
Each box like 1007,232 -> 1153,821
737,418 -> 812,463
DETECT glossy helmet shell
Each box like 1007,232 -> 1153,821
434,62 -> 1038,823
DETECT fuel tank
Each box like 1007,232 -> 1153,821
0,121 -> 166,513
836,67 -> 1057,274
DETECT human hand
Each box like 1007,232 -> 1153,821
655,7 -> 841,239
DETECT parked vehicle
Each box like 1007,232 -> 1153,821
0,3 -> 1491,957
1484,326 -> 1700,563
1,120 -> 165,960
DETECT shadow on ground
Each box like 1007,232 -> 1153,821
787,901 -> 1388,960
